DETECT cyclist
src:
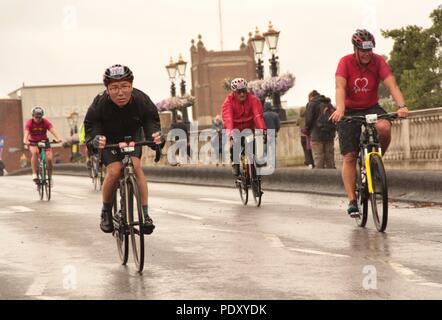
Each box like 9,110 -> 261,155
84,64 -> 162,234
79,122 -> 95,177
221,78 -> 267,176
23,106 -> 63,184
329,29 -> 409,217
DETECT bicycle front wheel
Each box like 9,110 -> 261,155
250,166 -> 262,207
369,154 -> 388,232
113,192 -> 129,265
237,175 -> 248,205
38,163 -> 44,200
355,162 -> 368,228
91,157 -> 98,191
45,170 -> 51,201
126,176 -> 145,272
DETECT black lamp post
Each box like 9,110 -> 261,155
175,54 -> 190,126
251,27 -> 265,80
263,22 -> 287,121
166,57 -> 177,123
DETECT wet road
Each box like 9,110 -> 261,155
0,175 -> 441,300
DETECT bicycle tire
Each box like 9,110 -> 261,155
38,161 -> 44,200
127,175 -> 145,272
99,164 -> 104,191
369,154 -> 388,232
355,160 -> 368,228
91,156 -> 98,191
45,169 -> 51,201
250,166 -> 262,207
113,191 -> 129,265
238,174 -> 249,206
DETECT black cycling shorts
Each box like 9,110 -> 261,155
337,104 -> 388,155
101,146 -> 142,166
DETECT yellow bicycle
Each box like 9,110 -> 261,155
341,113 -> 398,232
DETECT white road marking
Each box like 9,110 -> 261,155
199,226 -> 252,235
288,248 -> 350,259
35,296 -> 66,300
25,277 -> 49,296
50,192 -> 87,200
0,209 -> 15,214
264,234 -> 285,248
419,282 -> 442,289
389,262 -> 442,288
264,234 -> 350,258
198,198 -> 240,205
8,206 -> 34,213
153,208 -> 203,221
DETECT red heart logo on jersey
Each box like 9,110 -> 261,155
355,78 -> 369,90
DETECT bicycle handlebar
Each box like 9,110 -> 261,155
27,140 -> 59,147
341,112 -> 398,124
104,140 -> 162,163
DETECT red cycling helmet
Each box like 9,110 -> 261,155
352,29 -> 376,50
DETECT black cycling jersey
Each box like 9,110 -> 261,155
84,88 -> 161,148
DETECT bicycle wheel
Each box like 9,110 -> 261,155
98,164 -> 105,191
91,156 -> 98,191
369,154 -> 388,232
250,166 -> 262,207
113,190 -> 129,265
237,174 -> 248,206
45,169 -> 51,201
127,176 -> 144,272
38,162 -> 44,200
355,161 -> 368,228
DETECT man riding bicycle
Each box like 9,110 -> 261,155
221,78 -> 267,177
23,106 -> 63,184
84,64 -> 162,234
329,29 -> 409,217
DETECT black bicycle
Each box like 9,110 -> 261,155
235,134 -> 263,207
89,152 -> 104,191
28,140 -> 57,201
341,113 -> 398,232
104,137 -> 161,273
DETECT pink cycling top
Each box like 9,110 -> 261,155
335,53 -> 392,110
25,118 -> 53,142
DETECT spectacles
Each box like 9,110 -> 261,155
108,84 -> 132,94
358,48 -> 373,54
236,89 -> 248,95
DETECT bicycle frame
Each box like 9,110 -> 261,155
365,150 -> 383,194
39,147 -> 47,182
359,120 -> 385,195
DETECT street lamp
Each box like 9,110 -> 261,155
166,57 -> 177,97
175,54 -> 190,125
166,57 -> 178,123
263,21 -> 286,121
251,27 -> 265,80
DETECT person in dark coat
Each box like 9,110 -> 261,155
305,93 -> 336,169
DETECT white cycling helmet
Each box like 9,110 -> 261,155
31,106 -> 44,117
230,78 -> 248,92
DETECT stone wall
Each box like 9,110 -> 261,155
147,108 -> 442,171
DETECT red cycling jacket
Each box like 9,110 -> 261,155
221,92 -> 267,136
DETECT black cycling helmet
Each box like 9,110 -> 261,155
32,106 -> 44,117
352,29 -> 376,50
103,64 -> 134,86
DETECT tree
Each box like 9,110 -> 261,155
381,5 -> 442,110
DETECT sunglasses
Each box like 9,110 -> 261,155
236,89 -> 248,95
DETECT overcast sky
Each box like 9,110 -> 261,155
0,0 -> 439,107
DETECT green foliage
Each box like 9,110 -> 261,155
381,5 -> 442,110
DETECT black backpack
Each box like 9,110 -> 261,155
316,97 -> 336,132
